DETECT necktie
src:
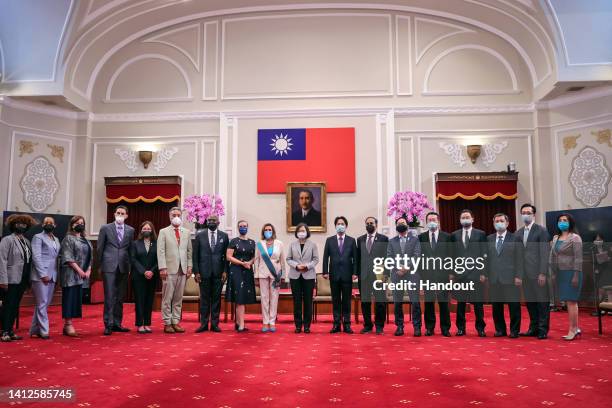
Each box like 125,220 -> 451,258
117,226 -> 123,242
400,237 -> 406,253
523,228 -> 529,247
210,231 -> 216,248
496,236 -> 503,255
366,235 -> 373,253
338,236 -> 344,255
431,232 -> 437,250
463,230 -> 469,249
175,228 -> 181,245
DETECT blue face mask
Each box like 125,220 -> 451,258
558,221 -> 569,231
239,226 -> 248,235
264,231 -> 273,240
494,222 -> 507,232
427,222 -> 438,231
336,224 -> 346,234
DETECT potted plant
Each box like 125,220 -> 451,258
183,194 -> 225,232
387,191 -> 433,236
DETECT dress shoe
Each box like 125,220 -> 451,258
441,330 -> 451,337
164,325 -> 175,334
144,327 -> 153,333
103,327 -> 112,336
195,325 -> 209,333
520,329 -> 537,337
237,327 -> 249,333
478,331 -> 486,337
343,326 -> 354,334
394,327 -> 404,336
1,332 -> 12,342
360,327 -> 373,334
137,328 -> 147,334
413,328 -> 422,337
64,327 -> 78,337
375,328 -> 384,335
295,328 -> 302,334
494,331 -> 507,337
9,333 -> 23,341
425,329 -> 434,336
304,327 -> 311,334
537,333 -> 548,340
211,326 -> 221,333
269,326 -> 277,333
172,324 -> 185,333
509,332 -> 519,339
456,329 -> 465,336
40,334 -> 50,340
112,326 -> 130,333
330,326 -> 341,334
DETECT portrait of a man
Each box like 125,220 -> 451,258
286,182 -> 326,232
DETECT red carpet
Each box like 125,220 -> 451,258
1,304 -> 611,408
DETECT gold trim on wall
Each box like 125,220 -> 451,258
592,129 -> 611,147
18,140 -> 38,157
562,134 -> 580,155
47,144 -> 65,163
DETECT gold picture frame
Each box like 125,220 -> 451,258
286,182 -> 327,232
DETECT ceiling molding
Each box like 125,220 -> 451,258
536,86 -> 612,110
394,104 -> 534,116
142,23 -> 201,71
0,96 -> 90,121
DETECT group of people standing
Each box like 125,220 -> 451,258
0,203 -> 589,341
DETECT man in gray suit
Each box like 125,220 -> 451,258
516,203 -> 550,339
97,205 -> 134,335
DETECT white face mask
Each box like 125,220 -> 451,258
115,216 -> 125,225
171,216 -> 182,227
297,231 -> 307,240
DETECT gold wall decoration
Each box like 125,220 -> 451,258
591,129 -> 611,147
18,140 -> 38,157
47,144 -> 65,163
563,134 -> 580,155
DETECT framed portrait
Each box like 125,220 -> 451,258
286,182 -> 327,232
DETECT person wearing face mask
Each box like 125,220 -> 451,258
515,204 -> 551,339
157,207 -> 193,334
226,220 -> 257,332
549,213 -> 583,340
418,212 -> 452,337
254,223 -> 286,333
387,215 -> 423,337
485,213 -> 524,338
97,205 -> 135,336
59,216 -> 92,337
450,209 -> 487,337
30,216 -> 61,339
193,215 -> 229,333
592,232 -> 611,317
322,216 -> 358,334
287,223 -> 319,333
130,221 -> 159,334
356,217 -> 389,335
0,214 -> 36,342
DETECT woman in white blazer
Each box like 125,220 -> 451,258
254,223 -> 285,333
30,217 -> 61,339
286,223 -> 319,333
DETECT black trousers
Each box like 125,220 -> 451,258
330,280 -> 352,326
358,277 -> 386,329
392,274 -> 421,329
1,283 -> 25,334
199,276 -> 224,327
456,302 -> 486,332
290,276 -> 315,329
491,283 -> 521,335
102,270 -> 128,328
523,277 -> 550,335
133,274 -> 157,326
424,290 -> 451,332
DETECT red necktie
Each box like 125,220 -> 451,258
174,228 -> 181,245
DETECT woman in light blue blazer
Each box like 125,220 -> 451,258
30,217 -> 61,339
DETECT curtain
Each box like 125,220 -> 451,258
438,197 -> 516,235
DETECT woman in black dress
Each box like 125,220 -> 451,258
226,220 -> 257,332
130,221 -> 159,333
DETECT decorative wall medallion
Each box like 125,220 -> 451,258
152,147 -> 179,172
563,134 -> 580,155
47,144 -> 65,163
592,129 -> 612,147
569,146 -> 610,207
19,156 -> 60,212
481,141 -> 508,168
114,148 -> 139,172
19,140 -> 38,157
438,142 -> 466,167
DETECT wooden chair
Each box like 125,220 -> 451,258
597,285 -> 612,334
182,275 -> 200,321
313,274 -> 332,322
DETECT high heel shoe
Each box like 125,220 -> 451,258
63,326 -> 78,337
563,331 -> 581,341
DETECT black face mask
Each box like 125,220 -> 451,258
43,224 -> 56,233
73,224 -> 85,233
142,231 -> 152,238
207,222 -> 218,231
14,224 -> 28,234
396,224 -> 408,233
365,224 -> 376,234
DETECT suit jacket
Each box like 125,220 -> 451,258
322,234 -> 357,282
292,208 -> 322,226
549,233 -> 583,273
31,232 -> 60,282
254,239 -> 286,280
386,234 -> 421,278
515,223 -> 550,279
486,231 -> 524,285
192,229 -> 229,279
286,239 -> 319,280
130,239 -> 159,277
157,225 -> 193,274
450,228 -> 487,281
356,233 -> 389,279
97,222 -> 134,274
0,234 -> 32,285
418,230 -> 451,282
59,234 -> 92,288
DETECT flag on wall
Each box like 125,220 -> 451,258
257,127 -> 355,193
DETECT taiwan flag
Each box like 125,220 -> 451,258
257,128 -> 355,193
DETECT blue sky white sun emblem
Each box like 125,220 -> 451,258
270,133 -> 293,156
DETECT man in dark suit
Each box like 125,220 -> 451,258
418,211 -> 452,337
450,209 -> 487,337
516,203 -> 550,339
387,216 -> 422,337
486,213 -> 524,338
291,189 -> 322,226
356,216 -> 389,334
193,215 -> 229,333
322,216 -> 357,334
97,205 -> 135,335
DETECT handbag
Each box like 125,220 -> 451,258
595,251 -> 610,264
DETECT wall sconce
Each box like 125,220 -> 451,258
139,151 -> 153,169
466,145 -> 482,164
